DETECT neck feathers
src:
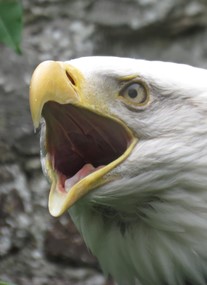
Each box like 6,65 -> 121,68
70,188 -> 207,285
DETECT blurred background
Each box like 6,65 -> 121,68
1,0 -> 207,284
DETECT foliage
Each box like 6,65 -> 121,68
0,282 -> 15,285
0,0 -> 23,53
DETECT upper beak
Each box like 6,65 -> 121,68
30,60 -> 82,128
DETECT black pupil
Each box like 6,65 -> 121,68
128,87 -> 138,98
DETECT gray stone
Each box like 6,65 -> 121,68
0,142 -> 16,164
44,215 -> 98,268
0,165 -> 32,257
14,134 -> 40,156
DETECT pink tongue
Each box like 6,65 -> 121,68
64,163 -> 103,191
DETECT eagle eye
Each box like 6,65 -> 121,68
119,82 -> 149,106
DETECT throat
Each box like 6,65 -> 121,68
70,200 -> 207,285
92,204 -> 138,235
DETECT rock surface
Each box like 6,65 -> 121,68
1,0 -> 207,284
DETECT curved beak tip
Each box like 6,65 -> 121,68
29,60 -> 80,129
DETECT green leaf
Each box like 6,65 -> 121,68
0,0 -> 23,53
0,281 -> 15,285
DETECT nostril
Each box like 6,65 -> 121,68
65,70 -> 76,86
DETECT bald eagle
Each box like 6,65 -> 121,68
30,57 -> 207,285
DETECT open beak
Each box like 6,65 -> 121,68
30,61 -> 137,217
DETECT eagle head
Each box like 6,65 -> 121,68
30,57 -> 207,285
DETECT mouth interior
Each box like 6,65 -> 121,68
42,102 -> 132,191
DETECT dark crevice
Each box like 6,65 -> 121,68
65,71 -> 76,86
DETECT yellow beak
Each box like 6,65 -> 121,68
30,60 -> 83,128
30,61 -> 137,217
